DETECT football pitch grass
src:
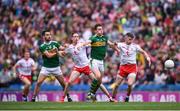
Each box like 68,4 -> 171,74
0,102 -> 180,111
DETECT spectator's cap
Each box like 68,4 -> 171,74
125,32 -> 135,39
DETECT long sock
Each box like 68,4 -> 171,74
89,79 -> 100,94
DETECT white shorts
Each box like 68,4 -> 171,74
39,66 -> 62,76
90,59 -> 104,74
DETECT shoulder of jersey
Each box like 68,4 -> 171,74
29,58 -> 34,61
91,35 -> 97,38
120,42 -> 125,45
40,43 -> 46,47
50,41 -> 59,44
51,41 -> 58,43
18,59 -> 23,62
131,43 -> 137,46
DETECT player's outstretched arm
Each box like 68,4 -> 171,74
59,44 -> 69,51
107,40 -> 120,54
76,42 -> 91,50
139,48 -> 151,66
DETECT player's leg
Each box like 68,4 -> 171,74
53,66 -> 72,102
125,73 -> 136,102
97,62 -> 117,102
60,70 -> 80,102
31,74 -> 47,102
88,60 -> 102,100
88,73 -> 116,102
20,76 -> 31,101
112,75 -> 124,99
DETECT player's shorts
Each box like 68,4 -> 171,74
19,74 -> 32,83
73,65 -> 91,75
118,64 -> 137,78
90,59 -> 104,73
40,66 -> 62,76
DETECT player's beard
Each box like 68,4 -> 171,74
45,37 -> 51,42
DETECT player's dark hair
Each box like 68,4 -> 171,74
126,33 -> 134,38
94,24 -> 102,30
41,29 -> 50,36
23,48 -> 29,54
72,32 -> 79,36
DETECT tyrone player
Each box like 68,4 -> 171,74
112,33 -> 151,102
60,33 -> 116,102
13,50 -> 36,101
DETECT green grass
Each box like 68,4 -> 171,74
0,102 -> 180,110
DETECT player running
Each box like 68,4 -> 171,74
112,33 -> 151,102
31,29 -> 72,102
60,33 -> 116,102
13,50 -> 36,101
79,24 -> 119,101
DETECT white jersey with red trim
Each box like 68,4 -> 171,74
117,42 -> 141,65
65,43 -> 89,68
16,58 -> 35,75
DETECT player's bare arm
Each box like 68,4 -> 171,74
107,40 -> 120,54
43,50 -> 57,58
139,48 -> 151,66
58,51 -> 66,57
13,64 -> 19,77
76,41 -> 91,50
31,64 -> 36,74
59,45 -> 67,51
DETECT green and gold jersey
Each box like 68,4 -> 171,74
89,35 -> 108,60
39,41 -> 60,68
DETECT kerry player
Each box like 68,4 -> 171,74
81,24 -> 119,100
31,29 -> 72,102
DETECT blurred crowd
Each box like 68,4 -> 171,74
0,0 -> 179,88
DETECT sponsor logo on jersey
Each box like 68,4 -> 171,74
91,42 -> 106,46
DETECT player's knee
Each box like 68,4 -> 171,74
128,83 -> 133,87
96,75 -> 102,82
127,79 -> 135,86
67,81 -> 72,86
26,83 -> 31,87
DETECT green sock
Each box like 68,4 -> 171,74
89,79 -> 100,94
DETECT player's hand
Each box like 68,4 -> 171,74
64,43 -> 69,48
49,48 -> 58,53
114,42 -> 118,46
59,51 -> 66,57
